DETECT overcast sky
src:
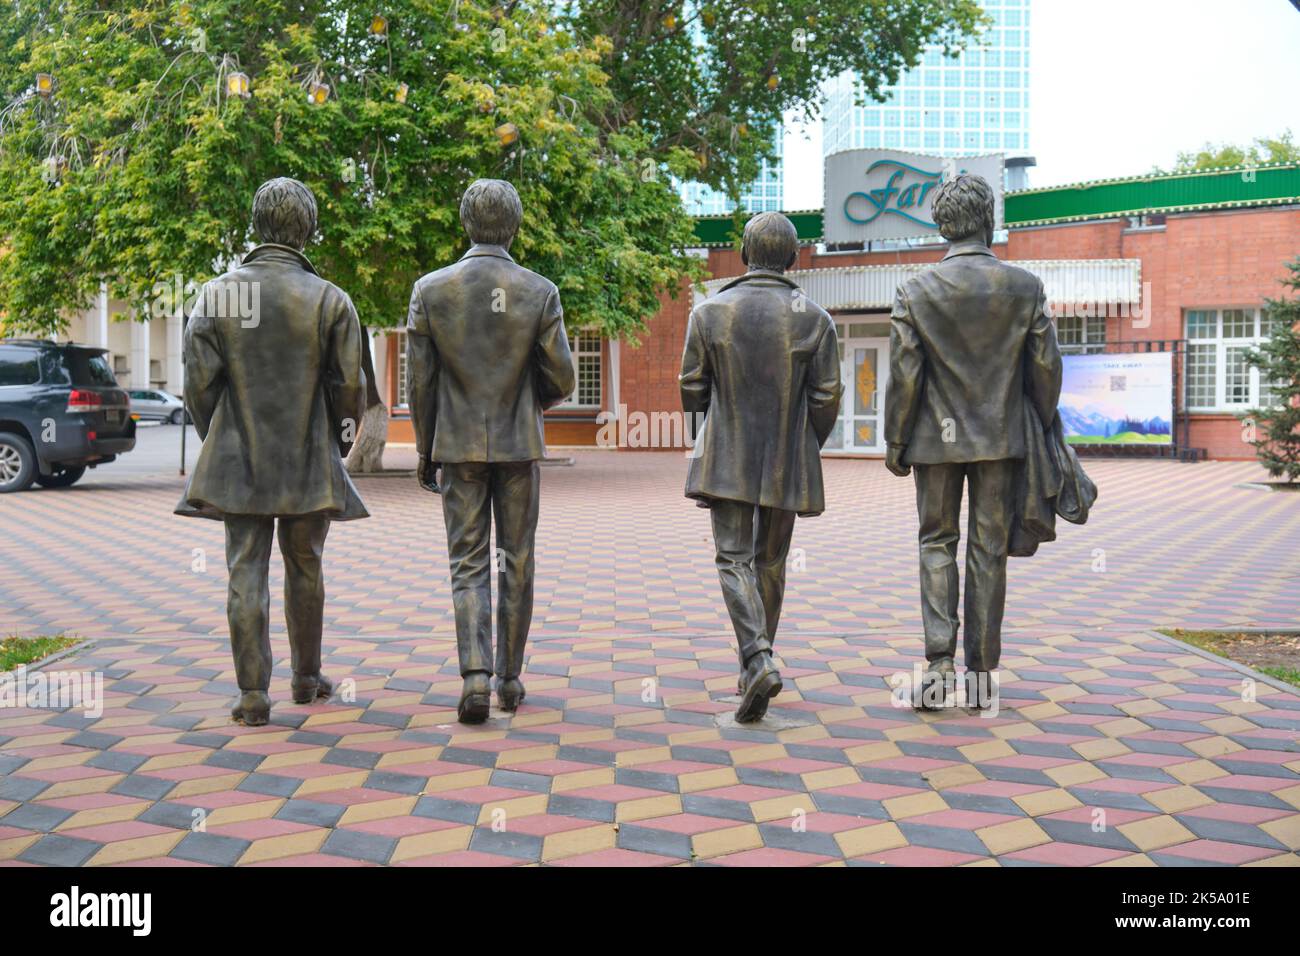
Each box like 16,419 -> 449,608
782,0 -> 1300,208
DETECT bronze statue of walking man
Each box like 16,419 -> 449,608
884,173 -> 1062,707
177,177 -> 369,726
406,179 -> 574,724
680,212 -> 842,722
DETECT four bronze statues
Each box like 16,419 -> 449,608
184,174 -> 1077,727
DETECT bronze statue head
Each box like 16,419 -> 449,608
931,173 -> 995,247
741,211 -> 799,273
460,178 -> 523,249
251,177 -> 318,251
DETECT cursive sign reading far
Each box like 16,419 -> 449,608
843,160 -> 943,228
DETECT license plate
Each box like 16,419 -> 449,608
106,410 -> 122,424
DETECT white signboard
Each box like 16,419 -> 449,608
1059,353 -> 1173,446
823,149 -> 1004,244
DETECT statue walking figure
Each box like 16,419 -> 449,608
884,173 -> 1063,707
176,177 -> 369,726
406,179 -> 574,724
680,212 -> 843,722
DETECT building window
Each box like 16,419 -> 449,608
1184,308 -> 1272,412
395,330 -> 409,406
1056,315 -> 1106,354
557,331 -> 602,409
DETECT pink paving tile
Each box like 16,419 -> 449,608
864,846 -> 985,867
1005,842 -> 1134,866
247,853 -> 378,867
37,793 -> 146,811
1201,774 -> 1295,793
431,785 -> 538,805
635,813 -> 753,835
545,848 -> 678,867
393,851 -> 529,867
903,808 -> 1024,829
713,847 -> 835,867
692,784 -> 802,803
1157,840 -> 1283,865
346,816 -> 464,838
208,819 -> 319,840
817,781 -> 927,801
1179,804 -> 1295,824
494,814 -> 612,837
948,780 -> 1054,798
58,820 -> 178,843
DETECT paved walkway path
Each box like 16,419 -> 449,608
1,454 -> 1297,866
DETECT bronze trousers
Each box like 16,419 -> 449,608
223,514 -> 331,693
913,459 -> 1015,671
709,499 -> 797,667
440,460 -> 540,679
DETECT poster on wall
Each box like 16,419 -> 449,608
1058,353 -> 1173,446
823,149 -> 1004,244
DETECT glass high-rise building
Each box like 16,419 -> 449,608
679,135 -> 784,216
822,0 -> 1031,160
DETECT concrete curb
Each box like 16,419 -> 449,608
1145,628 -> 1300,700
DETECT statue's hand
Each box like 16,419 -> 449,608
885,444 -> 911,478
417,456 -> 441,494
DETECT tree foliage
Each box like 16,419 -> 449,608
1243,257 -> 1300,484
0,0 -> 699,339
0,1 -> 986,340
559,0 -> 988,200
1168,130 -> 1299,173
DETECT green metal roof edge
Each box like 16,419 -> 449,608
690,164 -> 1300,242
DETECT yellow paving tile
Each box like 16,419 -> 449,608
834,822 -> 908,858
476,794 -> 550,825
1072,738 -> 1131,761
976,818 -> 1051,855
338,796 -> 419,826
1145,785 -> 1215,814
883,791 -> 948,820
238,829 -> 329,865
54,801 -> 150,831
615,794 -> 682,823
1166,759 -> 1229,785
1044,762 -> 1109,787
541,824 -> 617,861
87,831 -> 186,866
1012,788 -> 1081,817
692,824 -> 763,860
1116,815 -> 1196,852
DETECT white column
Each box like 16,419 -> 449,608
88,283 -> 110,348
370,329 -> 388,405
130,317 -> 151,389
166,311 -> 183,394
607,338 -> 620,416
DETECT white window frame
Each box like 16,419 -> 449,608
1183,307 -> 1270,413
554,331 -> 603,410
1056,314 -> 1106,355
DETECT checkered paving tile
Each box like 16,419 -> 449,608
1,453 -> 1297,865
0,454 -> 1297,640
0,628 -> 1297,867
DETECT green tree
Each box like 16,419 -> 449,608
1242,258 -> 1300,484
0,0 -> 698,343
1167,130 -> 1299,173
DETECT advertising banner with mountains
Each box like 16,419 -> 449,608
1059,352 -> 1173,445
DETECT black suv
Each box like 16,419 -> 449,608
0,339 -> 136,492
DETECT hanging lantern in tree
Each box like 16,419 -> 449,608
227,71 -> 251,99
495,122 -> 519,146
308,81 -> 330,105
370,15 -> 388,36
394,82 -> 409,104
35,73 -> 54,97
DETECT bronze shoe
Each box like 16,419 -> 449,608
735,652 -> 782,723
291,672 -> 334,705
498,677 -> 526,712
458,672 -> 491,724
232,690 -> 271,726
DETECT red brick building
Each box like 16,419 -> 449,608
381,163 -> 1300,461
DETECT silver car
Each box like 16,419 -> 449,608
129,388 -> 187,424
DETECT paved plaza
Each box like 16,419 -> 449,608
1,442 -> 1298,866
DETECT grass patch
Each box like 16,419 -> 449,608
0,634 -> 81,672
1159,628 -> 1300,689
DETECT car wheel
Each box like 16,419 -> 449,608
0,431 -> 37,493
35,464 -> 87,488
170,408 -> 184,425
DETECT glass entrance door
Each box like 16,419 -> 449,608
827,337 -> 889,455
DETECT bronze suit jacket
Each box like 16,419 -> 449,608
175,243 -> 368,521
680,270 -> 842,516
406,244 -> 574,464
885,239 -> 1063,465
